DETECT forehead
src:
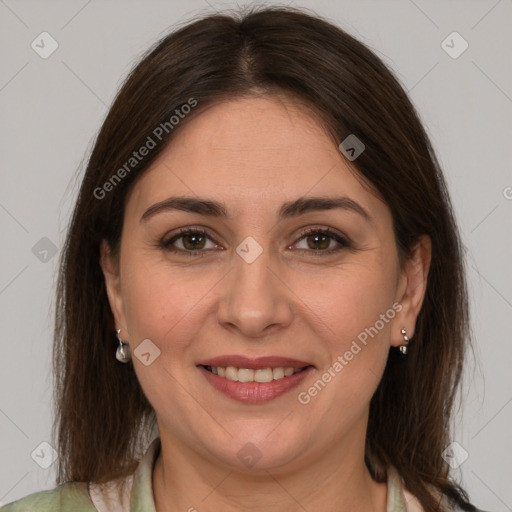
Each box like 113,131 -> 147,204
184,95 -> 332,149
125,95 -> 386,223
158,96 -> 339,183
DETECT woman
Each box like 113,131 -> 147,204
1,6 -> 488,512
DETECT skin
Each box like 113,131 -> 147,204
101,95 -> 431,512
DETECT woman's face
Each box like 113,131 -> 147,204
102,95 -> 428,473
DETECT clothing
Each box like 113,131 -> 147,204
0,437 -> 483,511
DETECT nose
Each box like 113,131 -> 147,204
216,245 -> 294,339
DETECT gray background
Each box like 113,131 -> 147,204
0,0 -> 511,510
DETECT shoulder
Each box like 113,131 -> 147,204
457,507 -> 492,512
0,482 -> 96,512
0,437 -> 160,512
389,466 -> 491,512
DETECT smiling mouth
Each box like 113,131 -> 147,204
200,365 -> 310,383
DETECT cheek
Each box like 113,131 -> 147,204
119,257 -> 212,414
292,260 -> 397,411
297,261 -> 398,347
120,255 -> 220,351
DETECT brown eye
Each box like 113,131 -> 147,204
294,228 -> 349,254
181,232 -> 207,250
162,229 -> 218,255
304,233 -> 331,250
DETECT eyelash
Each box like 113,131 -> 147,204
160,226 -> 351,257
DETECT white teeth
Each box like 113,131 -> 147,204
206,366 -> 304,382
255,368 -> 274,383
272,367 -> 285,380
225,366 -> 239,381
238,368 -> 254,383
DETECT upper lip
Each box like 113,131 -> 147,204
197,355 -> 314,370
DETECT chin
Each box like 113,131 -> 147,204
217,427 -> 308,472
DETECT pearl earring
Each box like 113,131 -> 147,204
399,328 -> 409,355
115,328 -> 131,363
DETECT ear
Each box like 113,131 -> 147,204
100,240 -> 129,337
390,234 -> 432,347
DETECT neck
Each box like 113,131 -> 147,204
152,425 -> 387,512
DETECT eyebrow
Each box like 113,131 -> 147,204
140,196 -> 371,223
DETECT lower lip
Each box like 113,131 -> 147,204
198,366 -> 314,403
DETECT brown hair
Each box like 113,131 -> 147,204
53,6 -> 475,511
